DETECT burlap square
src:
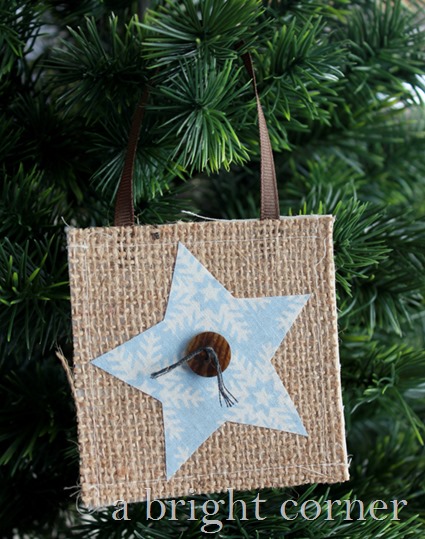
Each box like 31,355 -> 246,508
66,216 -> 349,508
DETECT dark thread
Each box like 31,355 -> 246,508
151,347 -> 237,407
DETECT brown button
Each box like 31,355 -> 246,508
186,332 -> 231,377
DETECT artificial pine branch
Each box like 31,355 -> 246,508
141,0 -> 262,66
48,15 -> 147,120
0,236 -> 70,359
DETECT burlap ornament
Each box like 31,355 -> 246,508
64,53 -> 349,507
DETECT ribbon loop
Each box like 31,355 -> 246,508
114,51 -> 279,226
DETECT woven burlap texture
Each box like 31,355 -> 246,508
67,216 -> 349,508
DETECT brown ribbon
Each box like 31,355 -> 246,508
114,52 -> 279,226
114,85 -> 149,227
241,52 -> 280,221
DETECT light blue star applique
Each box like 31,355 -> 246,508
92,242 -> 310,479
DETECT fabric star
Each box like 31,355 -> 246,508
92,243 -> 310,479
